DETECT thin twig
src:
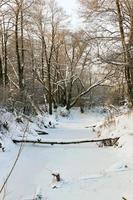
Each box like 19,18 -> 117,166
0,123 -> 29,194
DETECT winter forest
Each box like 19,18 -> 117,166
0,0 -> 133,199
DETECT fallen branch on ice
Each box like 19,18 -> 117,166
12,137 -> 120,146
35,130 -> 49,135
85,125 -> 96,128
52,173 -> 61,182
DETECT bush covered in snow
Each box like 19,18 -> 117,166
33,114 -> 56,129
58,107 -> 70,117
0,107 -> 58,148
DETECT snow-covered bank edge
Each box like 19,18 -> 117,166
94,108 -> 133,159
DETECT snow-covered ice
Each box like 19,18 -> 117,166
0,107 -> 133,200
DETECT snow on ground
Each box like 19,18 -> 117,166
95,108 -> 133,157
0,107 -> 133,200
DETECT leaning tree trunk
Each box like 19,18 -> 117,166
126,15 -> 133,105
116,0 -> 133,106
125,56 -> 133,106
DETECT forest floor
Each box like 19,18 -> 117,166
0,108 -> 133,200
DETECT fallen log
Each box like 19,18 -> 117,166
35,130 -> 49,135
0,142 -> 5,152
85,125 -> 96,129
12,137 -> 120,146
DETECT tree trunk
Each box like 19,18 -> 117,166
47,63 -> 53,114
0,56 -> 3,86
15,10 -> 24,98
41,36 -> 45,80
4,39 -> 8,86
66,79 -> 73,110
116,0 -> 133,106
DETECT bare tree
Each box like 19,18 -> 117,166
80,0 -> 133,105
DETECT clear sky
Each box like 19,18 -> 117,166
56,0 -> 81,28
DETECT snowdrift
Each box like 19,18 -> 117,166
95,108 -> 133,156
